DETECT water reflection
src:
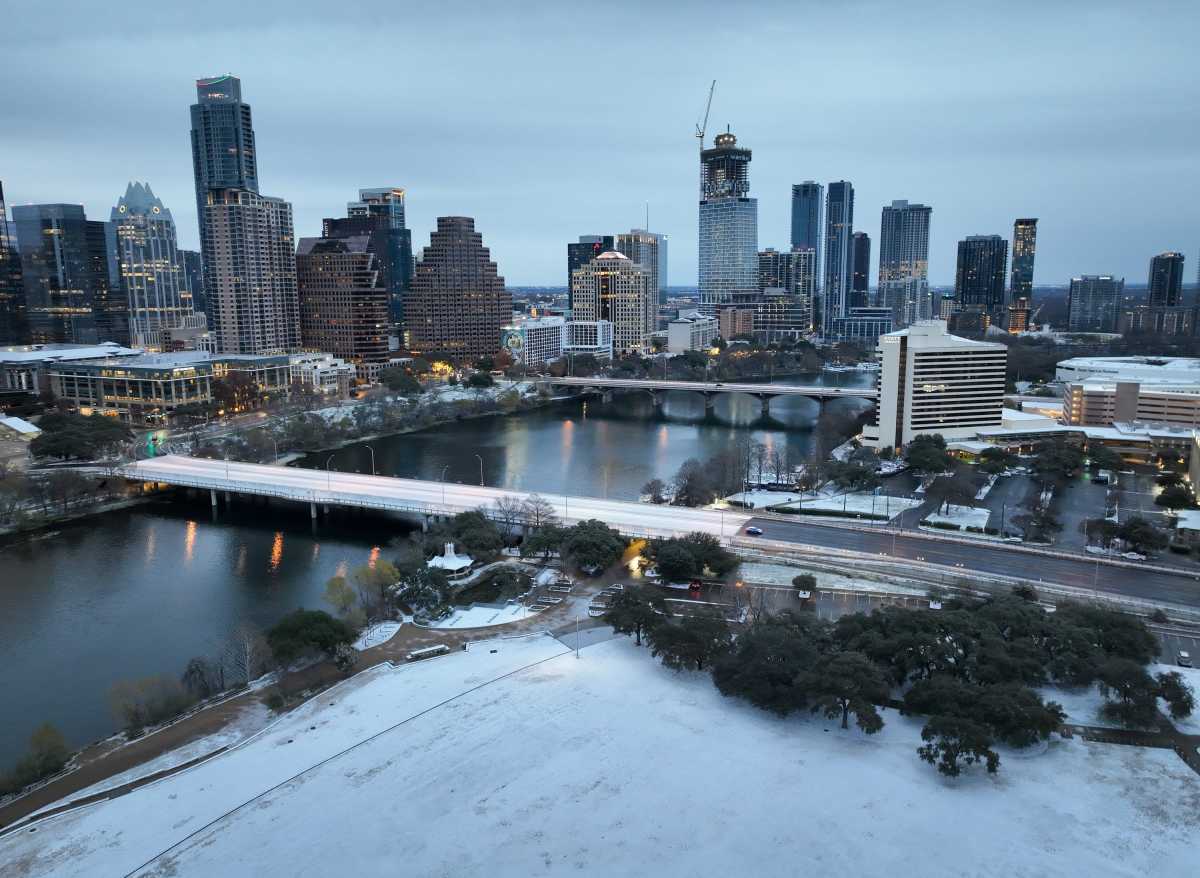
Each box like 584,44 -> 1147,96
268,532 -> 284,573
184,520 -> 197,564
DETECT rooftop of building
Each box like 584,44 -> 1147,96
0,342 -> 143,363
882,319 -> 1006,350
1058,355 -> 1200,373
505,316 -> 566,329
48,351 -> 289,370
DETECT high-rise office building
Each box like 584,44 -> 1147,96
790,181 -> 823,288
821,181 -> 854,335
0,180 -> 27,344
954,235 -> 1008,319
756,248 -> 815,339
408,217 -> 510,358
850,231 -> 871,307
567,236 -> 615,305
13,204 -> 126,346
1009,218 -> 1037,300
616,229 -> 667,306
1148,252 -> 1185,307
191,75 -> 300,354
296,235 -> 389,369
862,320 -> 1007,449
110,182 -> 193,350
1067,275 -> 1123,333
570,251 -> 651,353
179,249 -> 204,315
698,130 -> 758,313
877,200 -> 931,328
323,187 -> 413,332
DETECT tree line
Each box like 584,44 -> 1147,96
605,586 -> 1194,778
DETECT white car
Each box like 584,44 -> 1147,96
1179,651 -> 1193,668
1085,545 -> 1106,556
1122,551 -> 1147,561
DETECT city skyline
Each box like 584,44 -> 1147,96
0,2 -> 1196,288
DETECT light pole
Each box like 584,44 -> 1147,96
475,454 -> 484,487
365,444 -> 376,476
326,454 -> 335,490
440,464 -> 450,508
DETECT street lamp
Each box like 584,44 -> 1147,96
475,453 -> 484,487
326,454 -> 336,490
440,464 -> 450,508
365,444 -> 376,476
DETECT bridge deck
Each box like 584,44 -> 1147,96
122,455 -> 751,540
541,376 -> 877,399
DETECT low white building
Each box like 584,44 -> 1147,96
862,320 -> 1007,449
502,317 -> 566,367
564,320 -> 614,361
289,353 -> 355,397
666,314 -> 718,353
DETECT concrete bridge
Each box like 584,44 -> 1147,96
120,455 -> 751,540
538,376 -> 877,414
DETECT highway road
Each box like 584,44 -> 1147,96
745,516 -> 1200,610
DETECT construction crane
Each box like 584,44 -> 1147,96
694,80 -> 716,151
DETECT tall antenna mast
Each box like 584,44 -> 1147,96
644,201 -> 649,231
695,80 -> 716,152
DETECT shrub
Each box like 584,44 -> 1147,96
0,723 -> 71,797
263,691 -> 285,712
109,676 -> 196,733
267,609 -> 357,666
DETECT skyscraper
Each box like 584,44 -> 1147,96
1067,275 -> 1123,333
13,204 -> 125,345
850,231 -> 871,307
179,249 -> 204,315
616,229 -> 666,306
821,181 -> 854,335
1009,218 -> 1037,301
790,182 -> 823,287
756,248 -> 814,338
111,182 -> 193,350
1148,252 -> 1185,307
698,130 -> 758,313
0,180 -> 27,345
877,200 -> 931,328
954,235 -> 1008,319
191,75 -> 300,354
567,236 -> 614,310
570,251 -> 651,353
323,188 -> 413,337
296,235 -> 389,368
408,217 -> 511,358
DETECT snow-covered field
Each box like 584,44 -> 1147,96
738,561 -> 928,597
430,602 -> 532,629
6,635 -> 1198,877
726,489 -> 921,520
1038,683 -> 1127,730
924,503 -> 992,530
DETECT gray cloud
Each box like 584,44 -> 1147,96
1,0 -> 1195,286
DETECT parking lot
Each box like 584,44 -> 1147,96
1055,469 -> 1184,556
1156,628 -> 1199,669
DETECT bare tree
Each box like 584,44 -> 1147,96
751,441 -> 768,487
227,621 -> 272,684
521,493 -> 559,528
492,495 -> 525,536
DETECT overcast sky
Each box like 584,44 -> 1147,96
2,0 -> 1196,287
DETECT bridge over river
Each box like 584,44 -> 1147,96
537,376 -> 877,414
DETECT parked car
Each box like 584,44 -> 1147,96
1122,551 -> 1147,561
1179,651 -> 1193,668
1085,545 -> 1106,556
745,526 -> 764,536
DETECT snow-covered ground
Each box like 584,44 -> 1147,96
726,489 -> 921,519
29,702 -> 273,818
8,636 -> 1197,877
353,620 -> 403,651
780,492 -> 921,518
923,504 -> 991,530
1037,683 -> 1127,730
738,561 -> 928,597
1153,663 -> 1200,735
429,603 -> 532,629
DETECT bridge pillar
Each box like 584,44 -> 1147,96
759,396 -> 771,416
601,390 -> 613,403
224,491 -> 231,503
704,392 -> 715,412
210,489 -> 218,508
651,390 -> 663,410
310,501 -> 317,520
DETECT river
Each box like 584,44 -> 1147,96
0,372 -> 873,767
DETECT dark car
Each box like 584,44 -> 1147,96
745,526 -> 763,536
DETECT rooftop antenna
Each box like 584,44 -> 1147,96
695,80 -> 716,151
644,201 -> 650,231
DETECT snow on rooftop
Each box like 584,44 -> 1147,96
0,415 -> 40,435
426,542 -> 473,572
7,635 -> 1198,877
